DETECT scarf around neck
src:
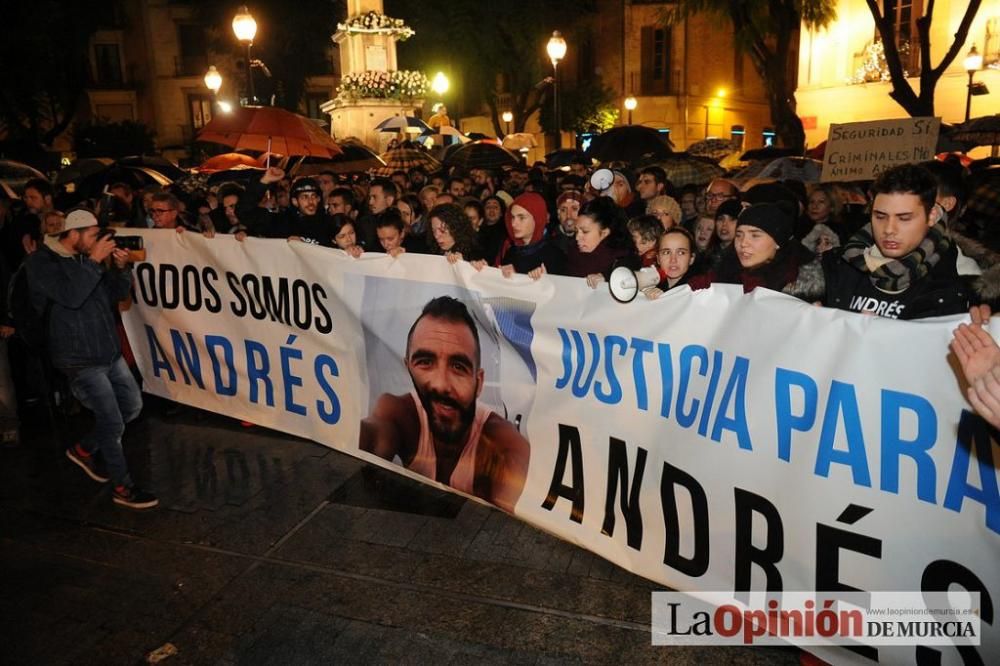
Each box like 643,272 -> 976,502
841,223 -> 951,293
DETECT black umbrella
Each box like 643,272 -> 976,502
738,147 -> 798,161
117,155 -> 186,181
0,159 -> 46,195
293,143 -> 386,175
545,149 -> 590,168
584,126 -> 671,164
948,115 -> 1000,149
56,159 -> 174,202
444,141 -> 521,170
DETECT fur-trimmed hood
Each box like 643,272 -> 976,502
951,230 -> 1000,305
782,257 -> 825,303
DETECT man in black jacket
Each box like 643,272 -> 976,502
822,163 -> 969,320
24,209 -> 157,509
246,168 -> 337,246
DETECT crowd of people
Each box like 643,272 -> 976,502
2,144 -> 1000,509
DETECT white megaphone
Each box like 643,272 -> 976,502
608,265 -> 661,303
590,168 -> 615,198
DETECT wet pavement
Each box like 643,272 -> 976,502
1,400 -> 799,665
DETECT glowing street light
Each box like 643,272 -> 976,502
204,66 -> 222,95
217,100 -> 233,113
232,6 -> 257,104
431,71 -> 450,96
965,44 -> 984,121
546,30 -> 567,144
623,96 -> 637,125
502,110 -> 513,135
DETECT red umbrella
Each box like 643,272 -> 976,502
196,152 -> 261,173
197,106 -> 342,158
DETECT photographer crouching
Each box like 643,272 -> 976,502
23,210 -> 157,509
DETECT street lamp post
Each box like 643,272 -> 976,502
624,96 -> 637,126
502,111 -> 513,136
964,44 -> 983,122
546,31 -> 567,147
204,65 -> 222,96
232,6 -> 257,105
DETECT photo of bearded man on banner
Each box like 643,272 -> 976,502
359,285 -> 534,513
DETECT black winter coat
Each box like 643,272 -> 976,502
821,243 -> 970,320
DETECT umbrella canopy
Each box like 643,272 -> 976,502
197,106 -> 342,158
584,126 -> 671,164
418,125 -> 470,147
375,115 -> 431,133
54,158 -> 115,185
501,133 -> 538,152
373,147 -> 442,176
197,152 -> 262,173
948,115 -> 1000,148
295,142 -> 386,175
0,159 -> 46,194
205,165 -> 266,187
55,159 -> 174,202
117,155 -> 186,181
964,167 -> 1000,228
648,153 -> 725,187
444,141 -> 522,170
686,138 -> 738,162
545,149 -> 591,169
734,157 -> 823,185
739,146 -> 798,162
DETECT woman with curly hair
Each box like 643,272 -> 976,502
426,203 -> 484,262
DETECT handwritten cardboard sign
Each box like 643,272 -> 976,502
820,117 -> 940,182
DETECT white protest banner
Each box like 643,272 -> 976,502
820,118 -> 940,182
120,230 -> 998,665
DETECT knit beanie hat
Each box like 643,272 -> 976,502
556,190 -> 584,208
737,202 -> 794,244
715,198 -> 743,220
505,192 -> 548,245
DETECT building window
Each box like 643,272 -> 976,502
880,0 -> 922,74
986,18 -> 1000,65
190,95 -> 213,132
640,26 -> 672,95
93,43 -> 123,86
95,103 -> 134,122
176,24 -> 207,76
304,93 -> 328,121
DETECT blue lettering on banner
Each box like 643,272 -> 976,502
816,381 -> 870,486
142,327 -> 341,423
552,331 -> 1000,536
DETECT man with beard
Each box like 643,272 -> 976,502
249,169 -> 337,246
359,296 -> 530,513
24,210 -> 157,509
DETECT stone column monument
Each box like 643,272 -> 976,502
321,0 -> 426,151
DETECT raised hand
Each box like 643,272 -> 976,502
951,321 -> 1000,385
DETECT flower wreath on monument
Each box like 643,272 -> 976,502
337,11 -> 415,41
337,70 -> 429,102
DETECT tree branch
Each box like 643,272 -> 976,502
930,0 -> 983,78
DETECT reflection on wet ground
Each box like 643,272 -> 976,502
1,399 -> 797,665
